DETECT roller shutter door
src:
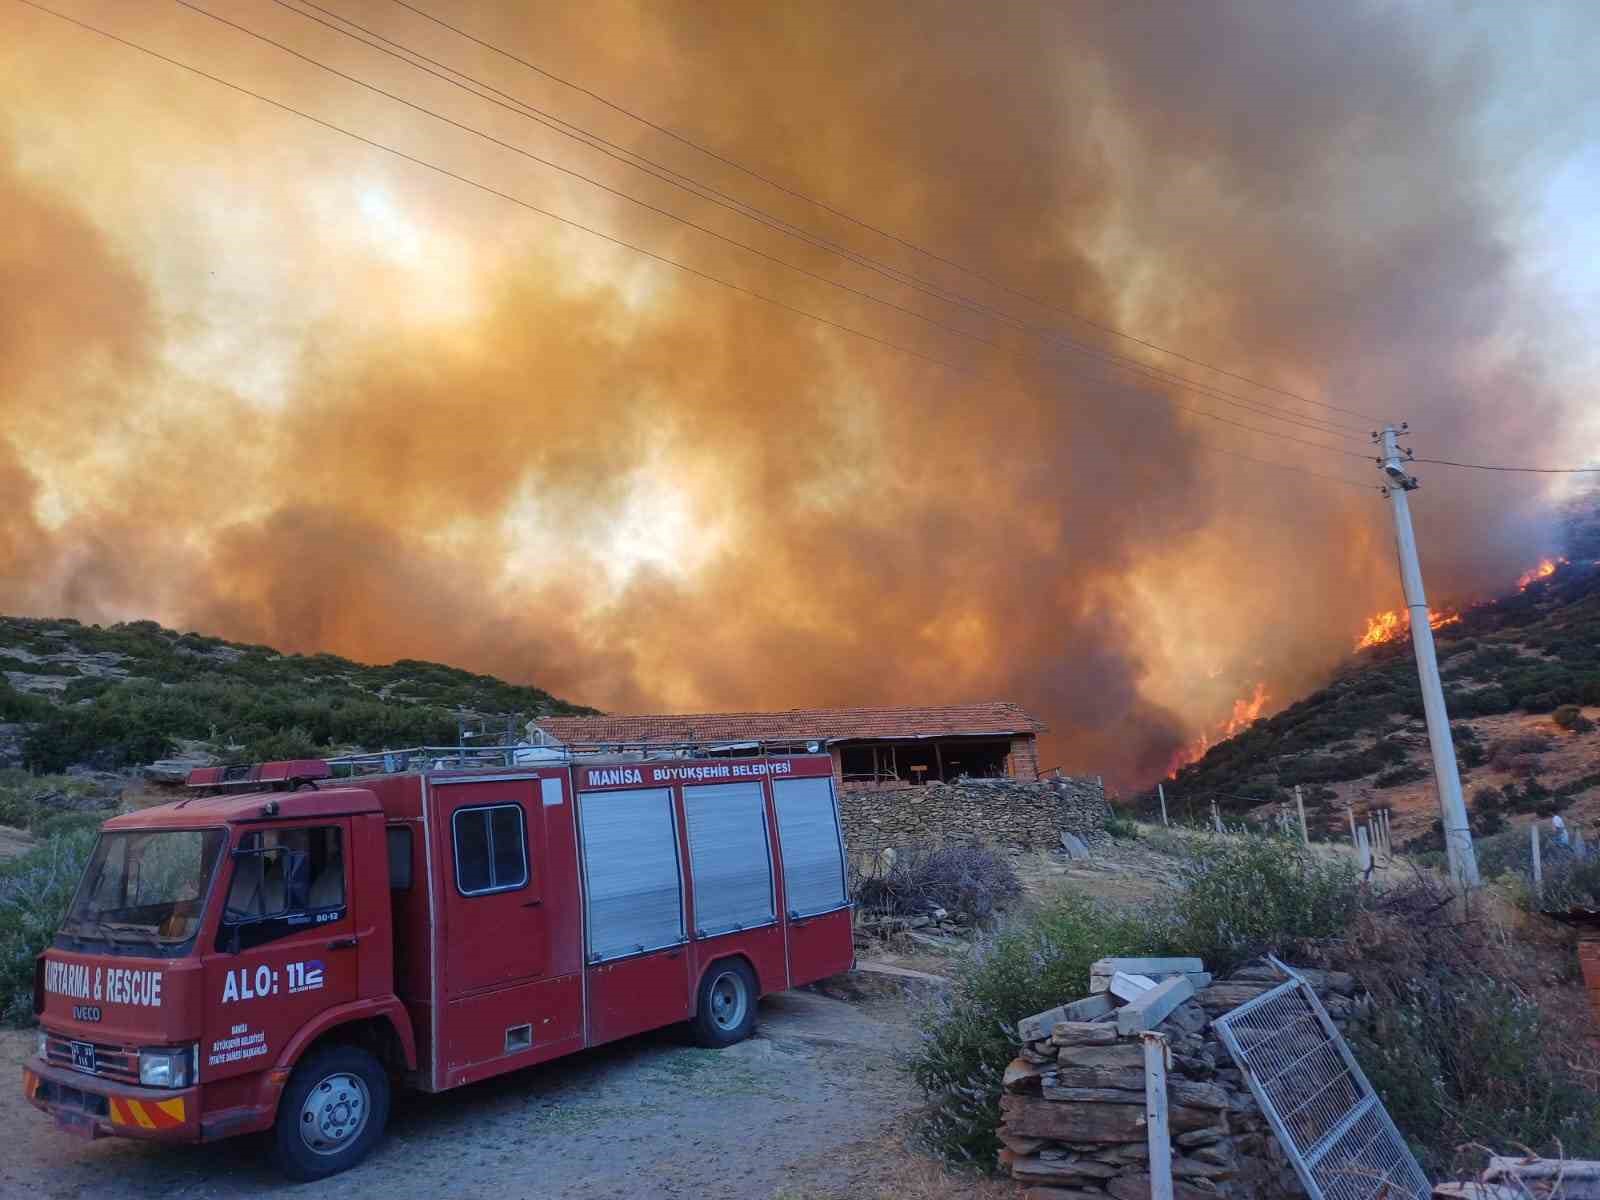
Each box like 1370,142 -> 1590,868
772,777 -> 848,918
579,787 -> 685,961
683,782 -> 775,936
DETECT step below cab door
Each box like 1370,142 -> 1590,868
433,777 -> 580,1085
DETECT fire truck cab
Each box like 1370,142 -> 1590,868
22,749 -> 854,1179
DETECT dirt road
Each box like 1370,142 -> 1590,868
1,988 -> 918,1200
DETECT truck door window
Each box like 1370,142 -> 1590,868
387,826 -> 413,890
219,826 -> 345,951
452,804 -> 528,895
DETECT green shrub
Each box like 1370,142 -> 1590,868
1374,762 -> 1429,789
1154,835 -> 1359,973
0,831 -> 97,1024
1103,812 -> 1139,840
1554,704 -> 1596,733
909,893 -> 1153,1164
1352,976 -> 1598,1174
0,679 -> 49,723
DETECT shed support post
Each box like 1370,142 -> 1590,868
1143,1031 -> 1174,1200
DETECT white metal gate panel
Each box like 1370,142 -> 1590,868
1212,970 -> 1430,1200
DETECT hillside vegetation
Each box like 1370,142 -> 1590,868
0,616 -> 596,773
1147,496 -> 1600,848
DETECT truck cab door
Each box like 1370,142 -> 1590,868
431,777 -> 579,1084
200,821 -> 358,1086
435,779 -> 549,993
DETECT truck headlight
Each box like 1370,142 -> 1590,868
138,1045 -> 196,1089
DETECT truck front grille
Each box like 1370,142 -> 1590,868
44,1034 -> 141,1085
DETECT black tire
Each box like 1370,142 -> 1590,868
271,1044 -> 390,1182
691,958 -> 758,1048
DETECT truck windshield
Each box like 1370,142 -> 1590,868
58,829 -> 227,954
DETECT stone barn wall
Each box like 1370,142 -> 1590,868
838,776 -> 1109,856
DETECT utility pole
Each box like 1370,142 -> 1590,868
1376,425 -> 1479,887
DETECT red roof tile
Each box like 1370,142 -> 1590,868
534,702 -> 1044,746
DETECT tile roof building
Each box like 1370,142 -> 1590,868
533,701 -> 1045,790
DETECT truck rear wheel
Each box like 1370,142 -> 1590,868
691,959 -> 757,1047
271,1044 -> 390,1182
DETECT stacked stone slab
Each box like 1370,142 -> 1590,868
999,960 -> 1362,1200
838,776 -> 1110,856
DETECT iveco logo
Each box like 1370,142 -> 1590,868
71,1005 -> 102,1023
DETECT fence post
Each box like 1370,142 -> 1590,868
1212,801 -> 1223,834
1577,827 -> 1588,859
1142,1031 -> 1174,1200
1347,803 -> 1358,851
1377,809 -> 1389,857
1531,822 -> 1543,902
1293,785 -> 1309,848
1158,782 -> 1169,828
1357,826 -> 1373,877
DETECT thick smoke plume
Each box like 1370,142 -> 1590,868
1,1 -> 1595,783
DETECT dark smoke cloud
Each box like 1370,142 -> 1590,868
1,0 -> 1593,784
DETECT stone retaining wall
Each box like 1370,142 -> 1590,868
838,776 -> 1109,855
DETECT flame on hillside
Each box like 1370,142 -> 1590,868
1166,682 -> 1270,777
1517,557 -> 1568,590
1353,608 -> 1460,650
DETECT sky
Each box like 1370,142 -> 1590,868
2,0 -> 1597,785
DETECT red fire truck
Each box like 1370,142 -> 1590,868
21,747 -> 854,1179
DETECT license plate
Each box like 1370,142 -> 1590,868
69,1041 -> 96,1073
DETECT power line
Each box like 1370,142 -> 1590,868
264,0 -> 1370,444
172,0 -> 994,364
16,0 -> 964,374
388,0 -> 1383,425
172,0 -> 1372,455
1186,444 -> 1380,491
1410,456 -> 1600,475
15,0 -> 1373,483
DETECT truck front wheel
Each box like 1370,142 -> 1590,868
271,1044 -> 391,1182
